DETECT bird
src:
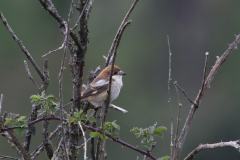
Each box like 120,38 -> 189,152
81,65 -> 126,107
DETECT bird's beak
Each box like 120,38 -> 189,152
119,71 -> 127,75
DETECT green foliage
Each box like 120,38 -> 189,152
130,122 -> 166,151
30,90 -> 59,116
67,109 -> 96,124
90,120 -> 120,139
158,156 -> 170,160
4,113 -> 28,136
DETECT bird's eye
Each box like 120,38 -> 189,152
114,71 -> 118,75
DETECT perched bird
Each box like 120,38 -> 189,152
81,65 -> 126,107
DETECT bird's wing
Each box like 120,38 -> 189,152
81,77 -> 109,99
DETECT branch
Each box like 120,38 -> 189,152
184,140 -> 240,160
173,82 -> 197,106
86,125 -> 158,160
173,34 -> 240,160
0,11 -> 47,82
167,35 -> 173,158
105,0 -> 139,67
174,83 -> 182,149
78,121 -> 87,160
0,94 -> 3,115
0,118 -> 31,160
1,116 -> 158,160
31,125 -> 61,159
24,60 -> 40,91
0,155 -> 18,160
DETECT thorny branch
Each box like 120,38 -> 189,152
173,34 -> 240,160
184,140 -> 240,160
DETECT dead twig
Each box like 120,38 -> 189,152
173,35 -> 240,160
184,140 -> 240,160
24,60 -> 40,91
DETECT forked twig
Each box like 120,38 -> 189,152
173,35 -> 240,159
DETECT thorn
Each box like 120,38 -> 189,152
234,45 -> 238,50
205,52 -> 209,56
216,56 -> 219,59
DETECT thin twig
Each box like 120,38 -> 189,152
184,140 -> 240,160
174,82 -> 197,106
42,39 -> 66,57
31,125 -> 61,159
174,83 -> 182,148
86,0 -> 95,20
77,137 -> 93,149
0,155 -> 18,160
0,11 -> 46,82
196,52 -> 209,105
24,61 -> 40,91
71,0 -> 89,30
167,35 -> 173,159
100,20 -> 132,158
105,0 -> 139,67
58,0 -> 75,160
0,94 -> 3,115
78,121 -> 87,160
173,35 -> 240,160
95,104 -> 128,113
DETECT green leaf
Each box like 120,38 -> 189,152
130,127 -> 142,138
153,127 -> 167,137
90,132 -> 108,139
139,139 -> 156,150
87,109 -> 95,118
67,118 -> 76,124
90,132 -> 102,137
158,156 -> 170,160
88,116 -> 96,123
4,119 -> 12,126
149,126 -> 155,134
16,127 -> 25,136
41,90 -> 45,97
37,108 -> 46,117
30,95 -> 40,102
18,116 -> 26,122
47,95 -> 58,103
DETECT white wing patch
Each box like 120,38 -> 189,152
92,79 -> 109,87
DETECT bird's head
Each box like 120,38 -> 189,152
99,65 -> 126,78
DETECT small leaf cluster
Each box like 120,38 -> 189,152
67,109 -> 96,124
30,91 -> 59,116
4,113 -> 28,135
90,121 -> 120,139
131,123 -> 166,151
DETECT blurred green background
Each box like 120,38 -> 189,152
1,0 -> 240,159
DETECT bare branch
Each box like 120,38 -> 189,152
174,81 -> 197,106
86,0 -> 95,20
174,82 -> 182,149
78,121 -> 87,160
105,0 -> 139,67
24,60 -> 40,91
173,35 -> 240,160
58,1 -> 75,159
167,35 -> 174,158
0,155 -> 18,160
71,0 -> 89,30
95,104 -> 128,113
0,11 -> 47,82
77,137 -> 93,149
184,140 -> 240,160
42,39 -> 65,57
0,94 -> 3,115
31,126 -> 61,159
